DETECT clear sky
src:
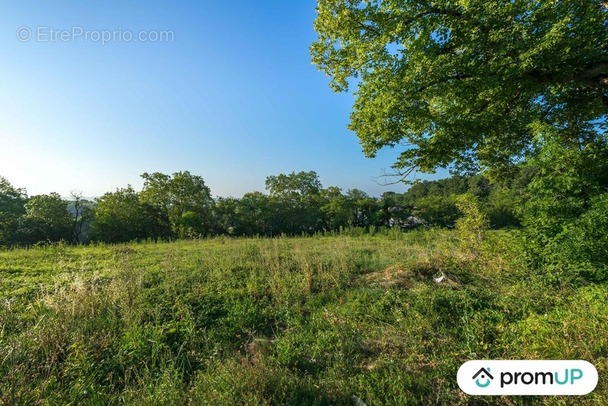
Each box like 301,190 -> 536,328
0,1 -> 443,198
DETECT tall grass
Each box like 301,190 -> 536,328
0,231 -> 606,404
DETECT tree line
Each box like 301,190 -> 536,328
0,169 -> 527,246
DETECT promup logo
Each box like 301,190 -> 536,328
472,367 -> 494,388
458,360 -> 598,395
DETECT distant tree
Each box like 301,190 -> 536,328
238,192 -> 274,235
139,202 -> 172,241
402,175 -> 510,228
20,193 -> 72,244
413,195 -> 459,228
345,189 -> 380,228
140,171 -> 214,238
0,176 -> 27,246
319,186 -> 350,231
265,171 -> 324,234
378,191 -> 408,228
69,190 -> 95,243
431,176 -> 467,197
70,190 -> 84,243
214,197 -> 241,235
91,186 -> 148,243
402,182 -> 429,208
265,171 -> 322,197
404,177 -> 466,208
467,176 -> 492,199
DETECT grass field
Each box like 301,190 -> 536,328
1,230 -> 606,405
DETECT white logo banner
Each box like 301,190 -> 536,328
458,360 -> 598,396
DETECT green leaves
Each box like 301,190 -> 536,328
520,138 -> 608,282
265,171 -> 322,197
92,186 -> 148,243
140,171 -> 214,238
0,176 -> 27,246
90,171 -> 217,243
21,193 -> 72,244
312,0 -> 608,175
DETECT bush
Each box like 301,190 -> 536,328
520,138 -> 608,283
455,193 -> 489,258
551,194 -> 608,282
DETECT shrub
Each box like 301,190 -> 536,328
455,193 -> 489,259
520,138 -> 608,283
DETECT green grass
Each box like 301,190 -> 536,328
0,230 -> 606,405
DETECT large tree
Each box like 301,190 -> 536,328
311,0 -> 608,177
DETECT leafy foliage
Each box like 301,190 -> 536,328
140,171 -> 214,238
412,194 -> 458,228
455,193 -> 489,258
521,138 -> 608,282
311,0 -> 608,176
19,193 -> 72,244
1,170 -> 530,246
0,176 -> 27,246
91,186 -> 151,243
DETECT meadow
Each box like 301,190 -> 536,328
1,230 -> 606,405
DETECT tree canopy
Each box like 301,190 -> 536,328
0,176 -> 27,245
265,171 -> 322,197
311,0 -> 608,176
140,171 -> 214,238
92,186 -> 149,243
21,193 -> 72,244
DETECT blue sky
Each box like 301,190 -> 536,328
0,1 -> 441,198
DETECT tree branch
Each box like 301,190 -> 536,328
580,61 -> 608,80
526,61 -> 608,88
374,166 -> 419,186
414,73 -> 472,93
